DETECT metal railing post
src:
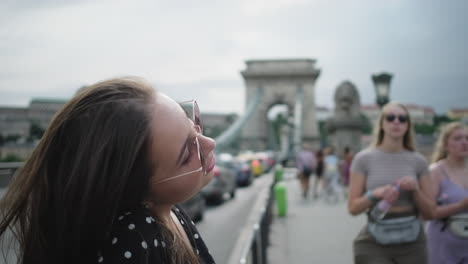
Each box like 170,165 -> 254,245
227,173 -> 275,264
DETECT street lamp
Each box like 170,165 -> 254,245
371,72 -> 392,108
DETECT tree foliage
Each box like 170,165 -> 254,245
30,122 -> 45,140
0,153 -> 24,162
360,114 -> 373,135
414,123 -> 436,135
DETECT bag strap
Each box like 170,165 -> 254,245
437,162 -> 451,231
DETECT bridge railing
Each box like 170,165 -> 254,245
227,173 -> 275,264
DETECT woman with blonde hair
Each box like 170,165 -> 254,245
0,77 -> 217,264
348,102 -> 434,263
426,122 -> 468,264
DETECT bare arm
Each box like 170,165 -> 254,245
347,171 -> 396,216
348,171 -> 372,215
412,173 -> 436,219
433,199 -> 468,220
428,165 -> 468,220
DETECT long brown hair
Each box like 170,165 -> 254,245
431,122 -> 466,163
372,102 -> 416,151
0,77 -> 199,264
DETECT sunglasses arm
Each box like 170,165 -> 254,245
153,167 -> 203,184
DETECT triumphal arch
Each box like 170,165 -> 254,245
238,59 -> 321,151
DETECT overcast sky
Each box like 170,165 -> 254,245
1,0 -> 467,114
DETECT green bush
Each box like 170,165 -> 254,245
414,124 -> 436,135
0,153 -> 24,162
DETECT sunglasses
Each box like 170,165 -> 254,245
183,100 -> 205,175
384,114 -> 408,123
154,100 -> 206,185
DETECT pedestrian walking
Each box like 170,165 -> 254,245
339,146 -> 354,200
323,146 -> 341,203
348,102 -> 434,264
313,149 -> 325,199
0,77 -> 217,264
341,146 -> 354,187
426,122 -> 468,264
296,143 -> 317,198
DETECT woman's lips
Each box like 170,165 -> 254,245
206,155 -> 216,173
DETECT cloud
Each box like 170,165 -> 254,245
1,0 -> 467,113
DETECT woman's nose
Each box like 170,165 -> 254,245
200,134 -> 216,154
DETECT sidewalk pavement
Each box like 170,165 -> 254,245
268,168 -> 366,264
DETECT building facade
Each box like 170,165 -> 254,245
0,107 -> 30,138
28,98 -> 67,129
360,104 -> 435,126
447,108 -> 468,120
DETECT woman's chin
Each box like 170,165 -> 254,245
202,171 -> 214,185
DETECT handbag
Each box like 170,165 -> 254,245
367,216 -> 421,245
447,213 -> 468,239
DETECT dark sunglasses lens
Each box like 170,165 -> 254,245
194,101 -> 202,133
385,114 -> 396,122
398,116 -> 408,123
385,114 -> 407,123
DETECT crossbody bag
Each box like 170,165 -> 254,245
367,214 -> 421,245
438,164 -> 468,239
441,213 -> 468,239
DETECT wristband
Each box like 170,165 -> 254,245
365,190 -> 379,202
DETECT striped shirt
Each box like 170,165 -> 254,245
350,147 -> 429,207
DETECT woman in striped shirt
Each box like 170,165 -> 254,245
348,102 -> 434,264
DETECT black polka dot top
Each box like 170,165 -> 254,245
97,204 -> 216,264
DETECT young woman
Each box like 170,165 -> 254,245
312,149 -> 324,199
323,146 -> 340,202
348,102 -> 434,264
296,144 -> 316,198
0,78 -> 217,264
426,122 -> 468,264
341,146 -> 353,187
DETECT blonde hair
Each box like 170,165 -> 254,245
431,122 -> 466,163
372,102 -> 416,151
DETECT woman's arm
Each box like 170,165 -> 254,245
347,171 -> 397,216
433,198 -> 468,220
428,166 -> 468,219
348,171 -> 372,215
412,173 -> 436,219
399,156 -> 437,219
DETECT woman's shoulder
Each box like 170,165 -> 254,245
403,150 -> 429,164
353,147 -> 377,160
99,208 -> 168,263
109,208 -> 166,246
173,205 -> 216,263
173,204 -> 191,221
404,150 -> 426,158
113,208 -> 159,231
172,205 -> 203,239
429,161 -> 443,178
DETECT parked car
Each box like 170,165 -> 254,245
201,165 -> 236,204
217,154 -> 253,187
256,151 -> 276,173
233,159 -> 253,187
251,158 -> 263,177
179,192 -> 206,222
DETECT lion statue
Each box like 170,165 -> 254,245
334,81 -> 361,119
